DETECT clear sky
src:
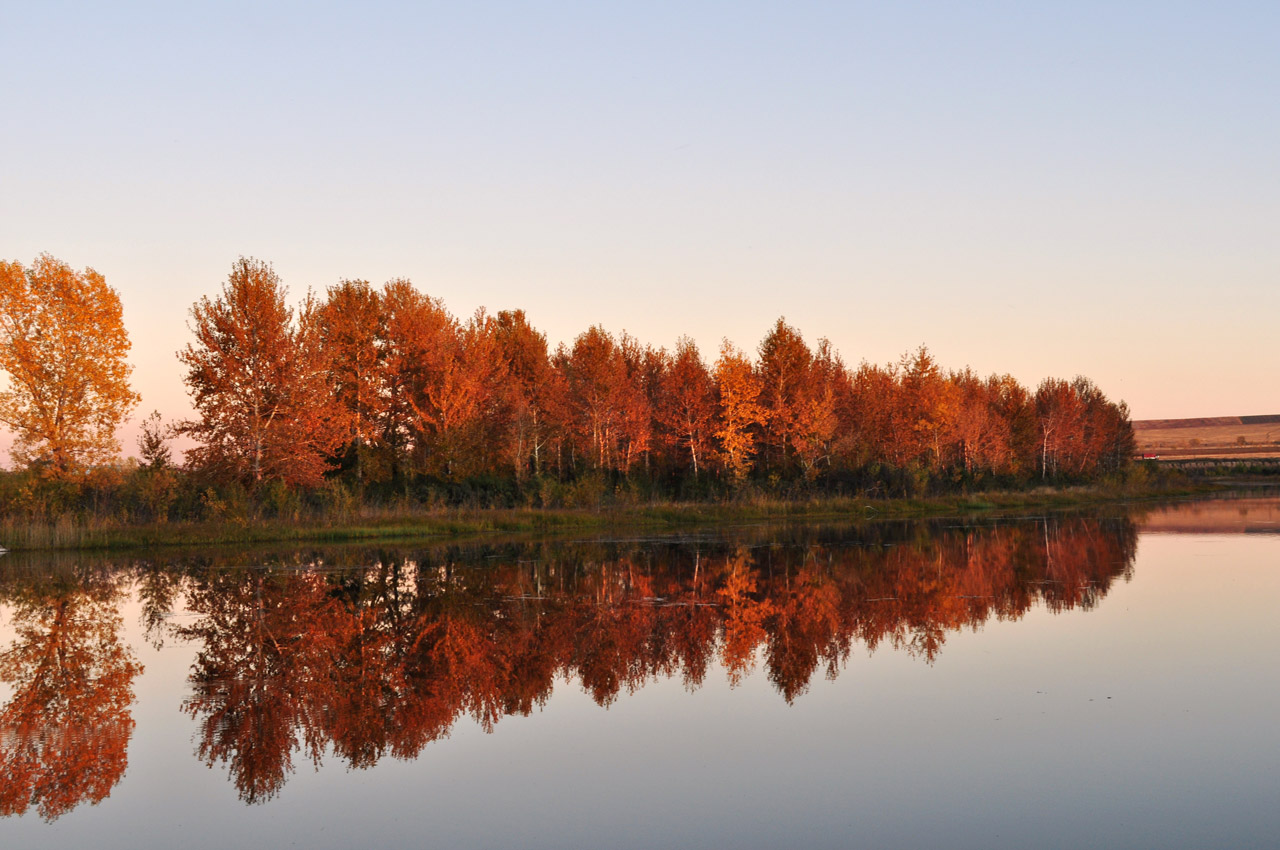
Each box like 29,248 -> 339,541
3,1 -> 1278,459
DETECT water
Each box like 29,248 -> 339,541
2,497 -> 1279,849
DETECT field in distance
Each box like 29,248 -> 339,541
1133,414 -> 1280,459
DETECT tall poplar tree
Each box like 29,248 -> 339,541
656,337 -> 715,479
178,257 -> 344,487
713,341 -> 765,482
317,279 -> 386,483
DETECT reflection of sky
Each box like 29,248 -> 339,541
4,2 -> 1280,465
3,525 -> 1279,847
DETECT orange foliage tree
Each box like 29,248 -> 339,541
165,262 -> 1135,498
559,326 -> 649,473
713,341 -> 765,481
791,339 -> 844,477
757,318 -> 813,473
655,337 -> 716,480
895,346 -> 956,472
377,278 -> 446,482
317,279 -> 386,483
178,258 -> 345,488
493,309 -> 557,478
422,310 -> 506,478
843,361 -> 899,469
0,255 -> 139,477
380,281 -> 507,480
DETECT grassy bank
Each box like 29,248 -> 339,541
0,480 -> 1226,553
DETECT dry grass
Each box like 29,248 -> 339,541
1133,416 -> 1280,457
0,481 -> 1206,552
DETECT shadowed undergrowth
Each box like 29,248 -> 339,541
0,481 -> 1215,552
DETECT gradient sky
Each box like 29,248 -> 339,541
3,1 -> 1278,459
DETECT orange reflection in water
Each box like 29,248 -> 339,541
0,574 -> 142,821
168,516 -> 1135,803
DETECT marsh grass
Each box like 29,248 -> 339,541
0,480 -> 1215,553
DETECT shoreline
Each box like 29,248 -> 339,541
0,481 -> 1243,554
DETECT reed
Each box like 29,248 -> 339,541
0,480 -> 1217,553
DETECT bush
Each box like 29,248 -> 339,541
124,466 -> 178,522
565,473 -> 608,509
259,479 -> 301,520
308,479 -> 359,519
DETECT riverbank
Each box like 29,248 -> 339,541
0,480 -> 1231,553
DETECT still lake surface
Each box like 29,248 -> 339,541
2,495 -> 1278,849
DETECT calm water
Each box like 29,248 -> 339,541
2,497 -> 1279,849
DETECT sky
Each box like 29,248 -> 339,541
3,1 -> 1278,460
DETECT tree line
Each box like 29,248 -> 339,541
0,254 -> 1136,518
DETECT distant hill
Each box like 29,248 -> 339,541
1132,414 -> 1280,431
1132,415 -> 1280,458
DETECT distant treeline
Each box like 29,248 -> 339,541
0,255 -> 1135,521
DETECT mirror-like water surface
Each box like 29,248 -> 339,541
2,498 -> 1279,849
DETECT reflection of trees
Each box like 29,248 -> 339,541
176,517 -> 1136,802
178,571 -> 345,803
718,548 -> 771,686
0,574 -> 142,821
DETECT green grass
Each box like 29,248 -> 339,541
0,480 -> 1222,553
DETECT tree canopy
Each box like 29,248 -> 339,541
177,257 -> 344,488
0,251 -> 1135,512
0,255 -> 138,478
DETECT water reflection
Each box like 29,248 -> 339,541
172,516 -> 1136,803
1,515 -> 1137,813
0,569 -> 142,821
1137,495 -> 1280,534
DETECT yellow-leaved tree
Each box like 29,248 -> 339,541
0,255 -> 139,477
713,340 -> 764,482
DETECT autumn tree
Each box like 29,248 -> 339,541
896,346 -> 956,473
713,341 -> 765,482
178,257 -> 345,488
560,326 -> 646,473
1050,377 -> 1134,478
377,279 -> 447,482
616,333 -> 657,474
948,369 -> 1013,476
791,339 -> 844,477
0,255 -> 139,477
493,309 -> 556,478
1080,380 -> 1135,475
655,337 -> 716,480
843,361 -> 899,469
1034,378 -> 1082,479
380,281 -> 506,479
152,264 -> 1131,498
317,280 -> 386,483
985,373 -> 1038,476
422,309 -> 506,478
756,318 -> 812,472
